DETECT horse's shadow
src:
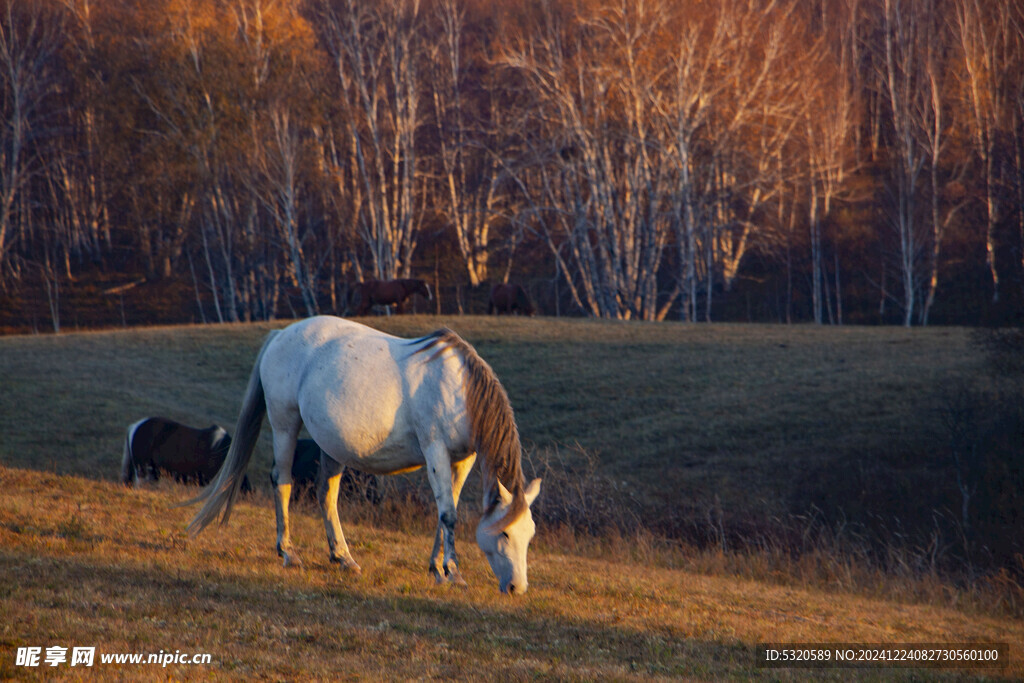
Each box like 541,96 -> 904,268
2,548 -> 740,678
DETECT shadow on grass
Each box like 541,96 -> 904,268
0,548 -> 766,681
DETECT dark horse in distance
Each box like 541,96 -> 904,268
354,278 -> 431,316
488,283 -> 534,316
121,417 -> 250,491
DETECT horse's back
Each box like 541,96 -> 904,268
490,284 -> 515,313
128,417 -> 224,481
271,315 -> 399,347
358,279 -> 400,307
262,317 -> 404,397
134,417 -> 193,464
490,283 -> 533,315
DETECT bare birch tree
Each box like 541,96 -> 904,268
661,11 -> 719,322
254,106 -> 319,317
918,1 -> 967,325
879,0 -> 929,326
57,0 -> 114,267
503,0 -> 677,320
427,0 -> 517,288
705,1 -> 808,302
320,0 -> 425,280
236,0 -> 324,319
0,1 -> 61,281
133,1 -> 240,321
803,2 -> 858,324
953,0 -> 1021,304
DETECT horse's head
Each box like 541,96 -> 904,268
515,286 -> 535,316
209,426 -> 232,458
476,477 -> 541,595
412,279 -> 432,301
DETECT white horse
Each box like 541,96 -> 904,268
186,316 -> 541,595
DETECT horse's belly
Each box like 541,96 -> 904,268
350,444 -> 424,476
316,429 -> 424,476
300,361 -> 421,474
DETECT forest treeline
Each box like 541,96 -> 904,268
1,0 -> 1023,330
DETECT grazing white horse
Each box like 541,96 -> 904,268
186,316 -> 541,595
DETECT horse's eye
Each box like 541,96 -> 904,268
500,531 -> 509,540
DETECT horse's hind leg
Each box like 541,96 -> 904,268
271,429 -> 302,567
355,294 -> 370,316
317,455 -> 361,574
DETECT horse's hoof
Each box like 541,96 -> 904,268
331,555 -> 362,574
281,552 -> 302,568
447,568 -> 468,587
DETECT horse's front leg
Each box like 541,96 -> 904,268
317,454 -> 361,574
426,447 -> 475,586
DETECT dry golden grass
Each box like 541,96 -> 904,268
2,465 -> 1021,680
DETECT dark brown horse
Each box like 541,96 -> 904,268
488,283 -> 534,316
121,417 -> 250,491
354,278 -> 431,316
271,439 -> 382,504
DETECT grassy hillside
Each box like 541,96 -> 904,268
0,318 -> 999,547
0,316 -> 983,502
1,316 -> 1020,678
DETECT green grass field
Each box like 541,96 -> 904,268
1,316 -> 1020,679
0,316 -> 983,510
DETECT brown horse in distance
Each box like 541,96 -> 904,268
488,283 -> 534,316
354,278 -> 431,316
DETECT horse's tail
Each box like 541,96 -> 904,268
121,418 -> 144,486
183,331 -> 279,535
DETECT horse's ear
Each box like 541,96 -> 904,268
524,478 -> 542,507
496,480 -> 514,507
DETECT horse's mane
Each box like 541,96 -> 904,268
413,328 -> 526,528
